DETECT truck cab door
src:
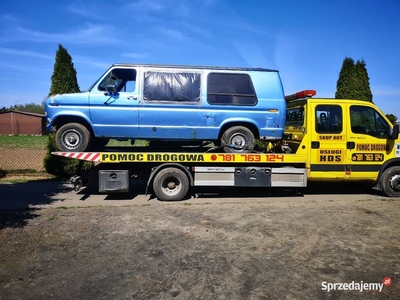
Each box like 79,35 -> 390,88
89,67 -> 140,138
309,103 -> 348,179
345,104 -> 390,179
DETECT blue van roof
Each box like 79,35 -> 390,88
111,63 -> 278,72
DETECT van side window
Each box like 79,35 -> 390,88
315,105 -> 342,133
207,73 -> 257,106
98,68 -> 137,92
143,72 -> 200,102
350,105 -> 389,138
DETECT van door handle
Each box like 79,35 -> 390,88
127,96 -> 137,100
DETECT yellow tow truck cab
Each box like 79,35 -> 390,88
52,90 -> 400,200
284,90 -> 400,196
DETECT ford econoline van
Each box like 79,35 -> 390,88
44,64 -> 286,153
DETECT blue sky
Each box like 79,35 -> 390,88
1,0 -> 399,118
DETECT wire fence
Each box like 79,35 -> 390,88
0,133 -> 147,172
0,135 -> 48,172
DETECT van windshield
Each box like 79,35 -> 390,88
86,69 -> 110,92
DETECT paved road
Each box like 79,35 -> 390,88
0,179 -> 391,210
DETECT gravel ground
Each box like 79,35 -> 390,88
0,195 -> 399,300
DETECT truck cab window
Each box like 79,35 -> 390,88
350,106 -> 389,138
315,105 -> 342,133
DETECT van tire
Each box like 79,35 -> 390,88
153,167 -> 189,201
56,123 -> 91,152
381,166 -> 400,197
221,126 -> 255,153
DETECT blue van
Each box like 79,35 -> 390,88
44,64 -> 286,153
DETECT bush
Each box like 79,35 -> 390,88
255,139 -> 271,152
43,134 -> 94,178
0,168 -> 7,178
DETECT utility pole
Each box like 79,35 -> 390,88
11,100 -> 19,135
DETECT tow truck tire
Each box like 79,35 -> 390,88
381,166 -> 400,197
55,123 -> 91,152
153,167 -> 189,201
221,126 -> 254,153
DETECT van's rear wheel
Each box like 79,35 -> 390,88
56,123 -> 91,152
153,167 -> 189,201
381,166 -> 400,197
221,126 -> 255,153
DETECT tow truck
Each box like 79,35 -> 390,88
52,90 -> 400,201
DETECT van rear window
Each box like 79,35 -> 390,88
143,71 -> 200,102
207,73 -> 257,106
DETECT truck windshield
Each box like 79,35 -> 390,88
286,107 -> 304,127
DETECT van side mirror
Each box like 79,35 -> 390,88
390,124 -> 399,140
106,85 -> 117,96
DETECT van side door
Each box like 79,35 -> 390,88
89,67 -> 140,138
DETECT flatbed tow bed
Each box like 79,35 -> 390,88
52,91 -> 400,200
53,148 -> 308,201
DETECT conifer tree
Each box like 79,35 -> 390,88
354,59 -> 373,102
335,57 -> 373,102
335,57 -> 355,99
44,44 -> 92,177
49,44 -> 80,95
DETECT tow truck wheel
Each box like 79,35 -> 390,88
153,167 -> 189,201
221,126 -> 255,153
56,123 -> 91,152
381,166 -> 400,197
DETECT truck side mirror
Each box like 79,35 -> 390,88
390,124 -> 399,140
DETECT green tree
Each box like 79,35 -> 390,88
49,44 -> 80,95
335,57 -> 373,102
15,103 -> 45,114
354,59 -> 373,102
386,114 -> 398,125
44,44 -> 92,177
335,57 -> 355,99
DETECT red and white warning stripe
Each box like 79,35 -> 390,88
51,152 -> 101,162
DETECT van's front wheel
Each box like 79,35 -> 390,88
221,126 -> 255,153
56,123 -> 91,152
